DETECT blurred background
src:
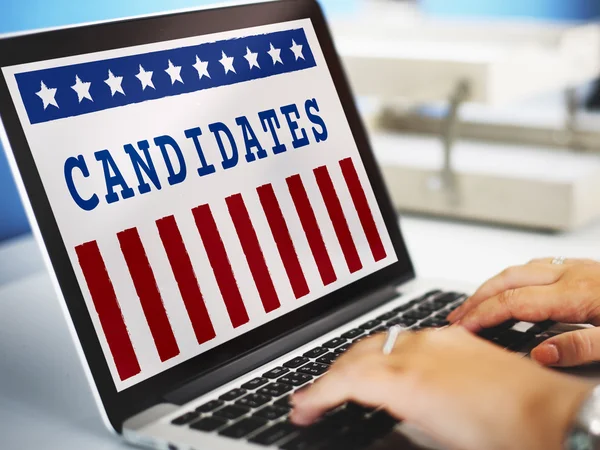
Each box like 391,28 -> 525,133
2,0 -> 600,241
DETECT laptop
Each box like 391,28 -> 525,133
0,1 -> 560,449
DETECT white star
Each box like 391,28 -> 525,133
136,65 -> 155,90
219,51 -> 236,75
165,59 -> 183,85
268,43 -> 283,65
192,56 -> 210,80
104,70 -> 124,96
290,39 -> 305,61
244,47 -> 260,70
35,81 -> 58,110
71,75 -> 93,103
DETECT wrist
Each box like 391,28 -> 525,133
533,376 -> 594,450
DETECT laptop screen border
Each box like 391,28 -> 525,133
0,0 -> 415,431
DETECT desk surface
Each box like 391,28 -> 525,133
3,215 -> 600,449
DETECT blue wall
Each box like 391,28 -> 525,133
421,0 -> 600,21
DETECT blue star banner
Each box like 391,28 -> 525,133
15,28 -> 316,125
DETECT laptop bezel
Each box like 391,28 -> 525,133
0,0 -> 415,432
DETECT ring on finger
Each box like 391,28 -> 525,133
382,325 -> 403,355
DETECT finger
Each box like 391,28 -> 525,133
448,264 -> 563,323
289,354 -> 394,425
528,257 -> 595,266
531,328 -> 600,367
458,285 -> 559,333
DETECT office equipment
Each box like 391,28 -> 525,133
331,1 -> 600,230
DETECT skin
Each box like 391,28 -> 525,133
290,258 -> 600,449
290,328 -> 591,450
448,258 -> 600,367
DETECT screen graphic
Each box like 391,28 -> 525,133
3,20 -> 398,390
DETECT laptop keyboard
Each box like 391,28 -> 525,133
169,289 -> 553,449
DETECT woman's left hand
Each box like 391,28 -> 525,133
290,327 -> 591,450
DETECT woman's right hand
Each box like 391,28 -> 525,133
448,258 -> 600,367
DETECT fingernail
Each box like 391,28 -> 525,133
451,319 -> 461,327
532,344 -> 560,365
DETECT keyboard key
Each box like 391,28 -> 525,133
190,416 -> 228,432
317,353 -> 339,365
478,321 -> 517,341
263,367 -> 290,379
336,409 -> 398,448
434,311 -> 450,320
303,347 -> 328,359
280,418 -> 340,450
322,337 -> 346,349
236,393 -> 272,409
298,362 -> 329,376
242,377 -> 269,390
254,405 -> 289,421
387,317 -> 415,327
335,344 -> 352,353
258,382 -> 293,397
325,403 -> 368,425
376,311 -> 397,321
421,318 -> 449,328
219,388 -> 247,401
416,303 -> 438,313
280,372 -> 313,387
297,362 -> 328,376
437,292 -> 465,304
284,357 -> 310,369
493,329 -> 531,350
171,411 -> 199,425
341,328 -> 363,339
213,405 -> 251,420
404,309 -> 431,320
369,326 -> 387,335
195,399 -> 225,413
249,421 -> 300,446
275,395 -> 292,409
359,320 -> 381,330
219,417 -> 268,439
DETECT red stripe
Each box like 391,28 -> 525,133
226,194 -> 281,313
257,184 -> 309,299
286,174 -> 337,286
75,241 -> 141,381
117,228 -> 180,362
313,166 -> 363,273
192,204 -> 250,328
339,157 -> 387,262
156,215 -> 216,345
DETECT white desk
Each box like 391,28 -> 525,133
3,215 -> 600,449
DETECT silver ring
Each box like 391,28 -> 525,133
382,325 -> 402,355
552,256 -> 566,265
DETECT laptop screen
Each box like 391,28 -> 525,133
2,18 -> 398,391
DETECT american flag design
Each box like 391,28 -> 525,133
15,28 -> 316,125
4,20 -> 397,390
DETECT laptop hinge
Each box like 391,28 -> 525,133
163,282 -> 403,406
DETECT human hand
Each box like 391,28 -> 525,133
290,328 -> 591,450
448,258 -> 600,367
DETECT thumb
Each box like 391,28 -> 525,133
531,327 -> 600,367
